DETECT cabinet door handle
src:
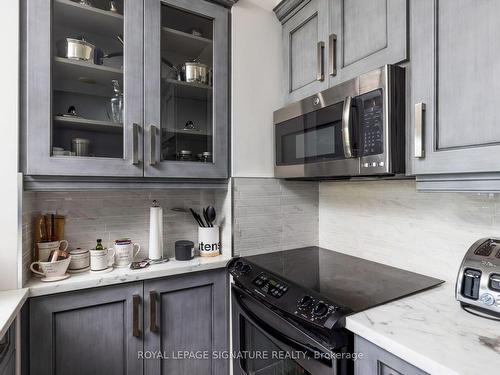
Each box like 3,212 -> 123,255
329,34 -> 337,76
132,294 -> 141,337
316,41 -> 325,81
150,291 -> 159,333
132,123 -> 140,165
414,103 -> 426,158
149,125 -> 158,166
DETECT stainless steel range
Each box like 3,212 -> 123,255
229,247 -> 444,375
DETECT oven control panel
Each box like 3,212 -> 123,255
228,259 -> 349,330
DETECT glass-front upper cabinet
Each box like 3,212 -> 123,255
144,0 -> 228,178
23,0 -> 143,177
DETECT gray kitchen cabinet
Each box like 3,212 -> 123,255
21,0 -> 144,177
21,0 -> 230,180
143,0 -> 229,178
143,269 -> 229,375
410,0 -> 500,187
277,0 -> 407,104
281,0 -> 329,103
355,335 -> 428,375
30,282 -> 144,375
0,325 -> 16,375
329,0 -> 407,85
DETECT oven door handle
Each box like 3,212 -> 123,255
342,96 -> 354,158
233,285 -> 332,366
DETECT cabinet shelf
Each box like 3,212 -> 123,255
161,26 -> 212,58
53,57 -> 122,88
164,78 -> 212,100
54,115 -> 122,133
54,0 -> 123,36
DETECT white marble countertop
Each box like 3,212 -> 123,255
0,288 -> 29,339
26,255 -> 232,297
346,283 -> 500,375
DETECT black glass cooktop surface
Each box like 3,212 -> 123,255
243,247 -> 444,313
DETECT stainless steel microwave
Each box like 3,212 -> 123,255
274,65 -> 405,179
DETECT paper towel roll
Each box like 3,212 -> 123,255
149,202 -> 163,260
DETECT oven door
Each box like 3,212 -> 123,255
232,284 -> 345,375
274,97 -> 360,179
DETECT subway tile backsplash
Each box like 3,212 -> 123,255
22,188 -> 230,285
233,178 -> 319,256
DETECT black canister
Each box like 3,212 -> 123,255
175,240 -> 195,261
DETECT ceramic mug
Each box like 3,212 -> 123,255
30,257 -> 71,279
114,241 -> 141,267
37,240 -> 69,262
90,248 -> 115,271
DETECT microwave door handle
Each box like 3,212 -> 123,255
342,96 -> 354,158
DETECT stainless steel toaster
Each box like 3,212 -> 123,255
456,238 -> 500,317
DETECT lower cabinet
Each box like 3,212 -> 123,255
0,325 -> 16,375
29,269 -> 228,375
355,335 -> 428,375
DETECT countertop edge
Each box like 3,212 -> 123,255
0,289 -> 29,339
346,312 -> 461,375
26,255 -> 232,297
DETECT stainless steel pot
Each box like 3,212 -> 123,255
57,37 -> 95,62
179,61 -> 210,85
72,138 -> 90,157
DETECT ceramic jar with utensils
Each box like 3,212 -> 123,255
113,239 -> 141,267
198,226 -> 220,257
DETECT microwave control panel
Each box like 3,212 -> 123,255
359,89 -> 384,157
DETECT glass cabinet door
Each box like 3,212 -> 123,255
144,0 -> 228,178
24,0 -> 143,176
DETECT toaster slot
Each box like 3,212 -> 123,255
461,269 -> 482,300
490,274 -> 500,292
474,241 -> 494,256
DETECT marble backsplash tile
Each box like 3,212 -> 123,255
233,178 -> 319,256
22,188 -> 230,285
319,179 -> 500,282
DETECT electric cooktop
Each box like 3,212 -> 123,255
238,246 -> 444,313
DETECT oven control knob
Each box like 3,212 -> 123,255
480,293 -> 495,306
313,302 -> 328,317
298,295 -> 313,308
240,264 -> 251,274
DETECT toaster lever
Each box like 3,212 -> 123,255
462,269 -> 482,300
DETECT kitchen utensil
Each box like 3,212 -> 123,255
206,206 -> 216,227
36,240 -> 69,263
94,50 -> 123,65
68,248 -> 90,272
198,226 -> 220,257
149,200 -> 164,260
54,215 -> 65,241
179,60 -> 209,85
78,0 -> 93,6
161,58 -> 179,80
30,257 -> 71,279
109,1 -> 119,13
72,138 -> 90,156
90,248 -> 115,271
189,208 -> 205,227
47,249 -> 69,262
190,28 -> 203,37
108,80 -> 123,123
175,240 -> 194,261
177,150 -> 192,161
57,37 -> 95,62
113,239 -> 141,267
34,216 -> 47,244
203,208 -> 210,228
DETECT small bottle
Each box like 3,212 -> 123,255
95,239 -> 104,250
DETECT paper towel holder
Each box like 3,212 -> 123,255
148,200 -> 169,265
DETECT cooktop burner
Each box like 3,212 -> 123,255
239,247 -> 444,313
